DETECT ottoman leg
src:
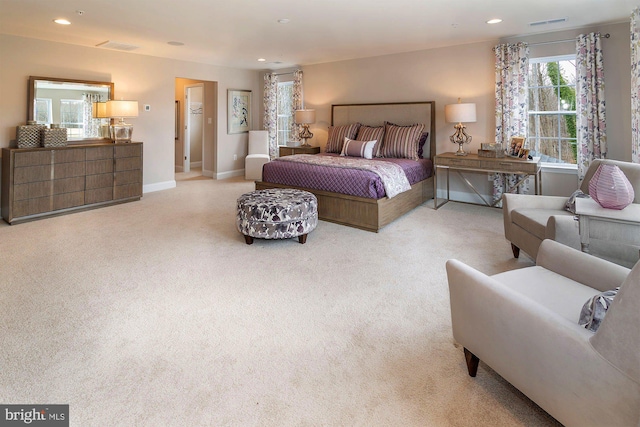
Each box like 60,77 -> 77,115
244,235 -> 254,245
298,234 -> 307,244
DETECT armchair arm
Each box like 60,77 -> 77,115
446,259 -> 640,426
545,215 -> 581,250
536,239 -> 629,292
502,193 -> 568,240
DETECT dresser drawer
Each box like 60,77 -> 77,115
54,148 -> 85,164
14,165 -> 52,184
15,151 -> 51,167
436,157 -> 481,168
86,146 -> 114,160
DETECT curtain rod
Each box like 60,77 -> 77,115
528,32 -> 610,47
268,70 -> 299,76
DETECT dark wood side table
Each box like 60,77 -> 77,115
433,152 -> 541,209
279,146 -> 320,157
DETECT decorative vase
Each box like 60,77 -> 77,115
588,164 -> 635,210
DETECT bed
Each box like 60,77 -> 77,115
256,101 -> 436,232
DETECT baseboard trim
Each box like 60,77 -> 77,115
191,161 -> 202,168
143,180 -> 177,193
175,165 -> 184,172
216,169 -> 245,180
202,169 -> 214,178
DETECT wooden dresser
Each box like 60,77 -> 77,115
1,142 -> 142,224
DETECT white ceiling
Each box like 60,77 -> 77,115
0,0 -> 636,70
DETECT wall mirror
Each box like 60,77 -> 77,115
28,76 -> 114,142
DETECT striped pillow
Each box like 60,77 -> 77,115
325,123 -> 361,153
340,137 -> 377,159
378,122 -> 425,160
356,125 -> 385,144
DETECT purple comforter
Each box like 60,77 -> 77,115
262,153 -> 433,199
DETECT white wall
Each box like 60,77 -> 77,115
0,34 -> 260,198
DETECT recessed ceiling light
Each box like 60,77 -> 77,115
54,19 -> 71,25
258,58 -> 266,62
167,41 -> 184,46
278,19 -> 290,24
487,18 -> 502,24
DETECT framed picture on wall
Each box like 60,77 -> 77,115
227,89 -> 251,134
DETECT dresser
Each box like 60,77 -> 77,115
279,145 -> 320,157
1,142 -> 143,224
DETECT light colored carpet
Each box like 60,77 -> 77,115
0,176 -> 561,426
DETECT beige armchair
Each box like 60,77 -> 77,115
503,159 -> 640,266
446,239 -> 640,427
245,130 -> 270,181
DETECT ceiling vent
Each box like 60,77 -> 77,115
529,17 -> 567,27
96,40 -> 140,51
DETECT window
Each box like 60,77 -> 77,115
34,98 -> 52,125
60,99 -> 84,138
528,55 -> 577,164
276,81 -> 293,146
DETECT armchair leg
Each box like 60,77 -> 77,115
511,243 -> 520,258
464,348 -> 480,377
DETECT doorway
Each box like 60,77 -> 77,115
175,78 -> 217,179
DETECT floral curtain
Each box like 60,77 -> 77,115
289,70 -> 304,144
83,93 -> 101,138
632,7 -> 640,164
263,73 -> 278,158
493,42 -> 530,205
575,33 -> 607,179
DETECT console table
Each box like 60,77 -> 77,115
433,152 -> 541,209
575,198 -> 640,262
1,142 -> 143,224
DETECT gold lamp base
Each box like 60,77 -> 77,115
450,123 -> 472,156
299,124 -> 313,147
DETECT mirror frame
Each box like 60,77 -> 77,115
28,76 -> 115,143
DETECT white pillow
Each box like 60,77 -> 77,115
340,137 -> 377,159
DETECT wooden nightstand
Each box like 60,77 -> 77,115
279,146 -> 320,157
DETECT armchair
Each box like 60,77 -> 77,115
446,239 -> 640,427
503,159 -> 640,266
245,130 -> 270,181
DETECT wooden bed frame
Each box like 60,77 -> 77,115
256,101 -> 436,232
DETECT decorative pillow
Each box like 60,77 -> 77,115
325,123 -> 360,154
340,137 -> 377,159
356,125 -> 385,144
579,288 -> 619,332
377,122 -> 425,160
565,189 -> 590,214
417,132 -> 430,159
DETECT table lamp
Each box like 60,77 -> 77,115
106,100 -> 138,143
295,109 -> 315,146
445,98 -> 476,156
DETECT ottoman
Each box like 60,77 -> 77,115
236,188 -> 318,244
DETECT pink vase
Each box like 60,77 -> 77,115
588,164 -> 635,210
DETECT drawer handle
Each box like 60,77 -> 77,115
499,162 -> 513,166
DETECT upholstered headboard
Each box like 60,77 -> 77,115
331,101 -> 436,160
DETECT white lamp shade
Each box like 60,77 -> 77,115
106,100 -> 139,118
445,103 -> 477,123
295,109 -> 316,124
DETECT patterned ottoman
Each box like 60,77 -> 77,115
236,188 -> 318,244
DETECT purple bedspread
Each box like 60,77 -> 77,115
262,153 -> 433,199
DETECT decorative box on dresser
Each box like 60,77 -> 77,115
1,142 -> 143,224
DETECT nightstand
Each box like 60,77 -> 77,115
279,146 -> 320,157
